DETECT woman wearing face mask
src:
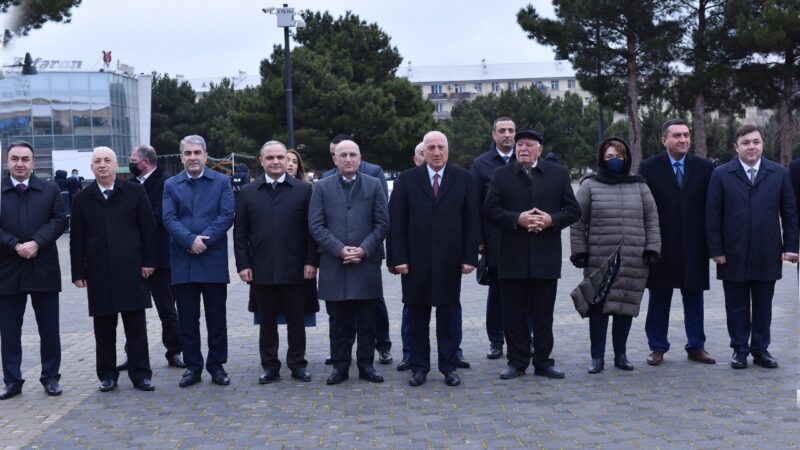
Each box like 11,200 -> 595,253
569,137 -> 661,374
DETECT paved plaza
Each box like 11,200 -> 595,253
1,230 -> 798,449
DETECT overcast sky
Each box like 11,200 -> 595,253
3,0 -> 557,79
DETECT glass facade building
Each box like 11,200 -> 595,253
0,71 -> 142,175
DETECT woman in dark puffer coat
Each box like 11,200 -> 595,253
570,137 -> 661,374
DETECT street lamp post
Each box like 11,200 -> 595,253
263,4 -> 306,149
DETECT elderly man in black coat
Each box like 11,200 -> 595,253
70,147 -> 158,392
0,141 -> 67,400
389,131 -> 480,387
234,140 -> 318,384
484,130 -> 581,380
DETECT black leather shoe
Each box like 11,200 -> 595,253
44,380 -> 62,396
455,357 -> 471,369
99,379 -> 117,392
533,366 -> 565,379
730,352 -> 748,369
133,379 -> 155,391
167,353 -> 186,368
211,371 -> 230,386
324,357 -> 333,365
378,350 -> 393,365
614,354 -> 634,371
116,358 -> 129,371
358,366 -> 384,383
0,384 -> 22,400
396,359 -> 411,371
588,359 -> 604,374
326,367 -> 349,385
500,365 -> 525,379
487,342 -> 503,360
179,370 -> 202,387
752,351 -> 778,369
290,368 -> 311,382
258,368 -> 280,384
444,371 -> 461,386
409,371 -> 427,387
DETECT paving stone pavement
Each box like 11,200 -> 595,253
1,230 -> 798,449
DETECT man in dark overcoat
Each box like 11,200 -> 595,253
117,145 -> 184,371
70,147 -> 157,392
638,119 -> 717,366
706,124 -> 798,369
0,141 -> 67,400
310,140 -> 388,385
484,130 -> 580,380
234,140 -> 318,384
389,131 -> 480,387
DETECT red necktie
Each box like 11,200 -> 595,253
433,173 -> 440,197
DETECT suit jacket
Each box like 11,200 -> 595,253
131,167 -> 172,269
70,180 -> 157,316
706,157 -> 799,281
472,144 -> 516,267
309,172 -> 388,301
163,169 -> 235,285
638,152 -> 713,290
234,175 -> 318,284
388,164 -> 480,306
0,175 -> 67,295
483,160 -> 580,279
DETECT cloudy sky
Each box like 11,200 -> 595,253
3,0 -> 557,79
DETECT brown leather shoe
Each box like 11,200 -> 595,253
646,351 -> 664,366
687,349 -> 716,364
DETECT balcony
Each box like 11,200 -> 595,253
449,92 -> 471,101
433,111 -> 451,120
427,92 -> 447,100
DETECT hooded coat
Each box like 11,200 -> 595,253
570,137 -> 661,318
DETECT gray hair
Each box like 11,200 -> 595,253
334,140 -> 360,155
260,140 -> 288,154
134,144 -> 158,165
180,135 -> 207,153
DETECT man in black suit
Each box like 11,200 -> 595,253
116,145 -> 184,371
234,140 -> 317,384
0,141 -> 67,400
389,131 -> 480,387
471,117 -> 517,359
70,147 -> 158,392
638,119 -> 717,366
484,130 -> 580,380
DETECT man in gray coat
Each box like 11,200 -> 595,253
309,140 -> 389,385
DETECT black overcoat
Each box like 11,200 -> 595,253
0,175 -> 67,295
134,167 -> 172,269
388,164 -> 480,307
70,180 -> 157,316
638,152 -> 713,290
471,144 -> 516,267
483,161 -> 580,280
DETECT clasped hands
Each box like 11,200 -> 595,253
15,241 -> 39,259
188,235 -> 209,254
340,246 -> 366,264
517,208 -> 552,233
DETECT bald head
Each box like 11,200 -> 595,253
413,142 -> 425,167
422,131 -> 449,171
91,146 -> 118,184
334,140 -> 362,178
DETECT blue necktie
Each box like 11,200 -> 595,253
673,162 -> 683,187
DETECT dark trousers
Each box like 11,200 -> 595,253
374,296 -> 392,352
407,302 -> 461,374
93,310 -> 151,383
485,267 -> 504,344
401,304 -> 411,361
253,284 -> 307,370
645,288 -> 706,353
588,305 -> 632,359
124,269 -> 182,359
326,300 -> 376,370
174,283 -> 228,375
0,292 -> 61,386
500,278 -> 557,370
722,280 -> 775,354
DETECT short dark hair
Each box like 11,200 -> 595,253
134,144 -> 158,165
331,134 -> 353,145
734,124 -> 762,142
661,119 -> 688,137
492,117 -> 515,131
7,140 -> 34,156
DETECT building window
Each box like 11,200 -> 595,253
509,81 -> 519,92
551,80 -> 560,90
435,103 -> 444,112
431,84 -> 443,94
454,84 -> 466,93
474,83 -> 483,93
491,82 -> 501,92
567,79 -> 576,89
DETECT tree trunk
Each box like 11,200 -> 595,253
626,25 -> 642,172
779,48 -> 795,166
692,0 -> 708,158
693,95 -> 708,158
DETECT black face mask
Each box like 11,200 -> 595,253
129,162 -> 142,177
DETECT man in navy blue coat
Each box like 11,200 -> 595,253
706,124 -> 798,369
163,135 -> 235,387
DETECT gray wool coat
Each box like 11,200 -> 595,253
570,178 -> 661,317
308,173 -> 389,301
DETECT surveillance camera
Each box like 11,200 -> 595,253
294,19 -> 306,29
